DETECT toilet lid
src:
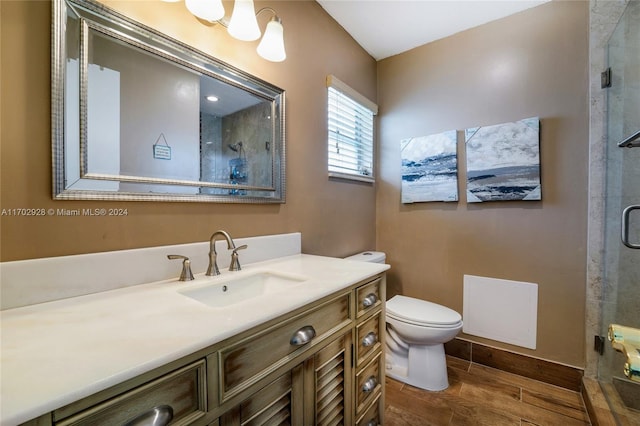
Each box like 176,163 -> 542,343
386,295 -> 462,326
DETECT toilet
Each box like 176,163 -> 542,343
386,295 -> 462,391
345,251 -> 463,392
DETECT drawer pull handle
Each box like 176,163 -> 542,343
124,405 -> 173,426
362,376 -> 377,393
362,293 -> 378,308
362,332 -> 378,347
290,325 -> 316,346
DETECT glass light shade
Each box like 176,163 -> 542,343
185,0 -> 225,22
257,18 -> 286,62
227,0 -> 261,41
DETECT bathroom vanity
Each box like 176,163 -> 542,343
1,240 -> 388,426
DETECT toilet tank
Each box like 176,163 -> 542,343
344,251 -> 386,264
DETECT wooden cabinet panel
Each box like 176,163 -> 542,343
312,334 -> 352,426
355,278 -> 382,319
354,275 -> 385,424
355,393 -> 382,426
220,294 -> 350,401
219,366 -> 303,426
355,313 -> 381,368
219,333 -> 353,426
56,360 -> 206,426
355,352 -> 382,417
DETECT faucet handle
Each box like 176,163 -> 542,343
167,255 -> 195,281
229,245 -> 248,271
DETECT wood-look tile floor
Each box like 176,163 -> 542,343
384,356 -> 592,425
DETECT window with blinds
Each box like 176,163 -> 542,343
327,75 -> 378,182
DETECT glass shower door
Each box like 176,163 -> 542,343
600,0 -> 640,419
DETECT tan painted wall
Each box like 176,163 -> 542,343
0,0 -> 377,261
376,1 -> 589,367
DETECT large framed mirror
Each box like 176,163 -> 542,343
52,0 -> 286,203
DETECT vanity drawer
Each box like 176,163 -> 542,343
356,392 -> 382,426
355,353 -> 382,417
220,293 -> 351,401
56,360 -> 206,426
356,277 -> 382,319
355,312 -> 382,367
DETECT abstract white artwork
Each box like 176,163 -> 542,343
465,117 -> 541,203
401,130 -> 458,203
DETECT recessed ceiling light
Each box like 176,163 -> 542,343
206,95 -> 219,102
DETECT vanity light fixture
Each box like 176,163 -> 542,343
165,0 -> 286,62
227,0 -> 261,41
185,0 -> 225,22
256,14 -> 286,62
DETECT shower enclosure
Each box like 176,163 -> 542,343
598,0 -> 640,421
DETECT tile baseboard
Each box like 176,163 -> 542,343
445,337 -> 583,391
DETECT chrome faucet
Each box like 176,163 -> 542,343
206,230 -> 247,276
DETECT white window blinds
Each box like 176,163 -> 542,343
327,75 -> 378,182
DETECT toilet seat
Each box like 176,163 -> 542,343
387,295 -> 462,328
388,313 -> 462,329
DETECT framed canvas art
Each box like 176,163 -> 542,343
401,130 -> 458,203
465,117 -> 541,202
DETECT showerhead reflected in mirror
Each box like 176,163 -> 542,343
52,0 -> 285,203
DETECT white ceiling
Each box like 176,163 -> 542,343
316,0 -> 551,60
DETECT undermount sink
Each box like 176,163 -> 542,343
178,271 -> 308,308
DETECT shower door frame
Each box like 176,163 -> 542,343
587,0 -> 639,421
601,0 -> 640,392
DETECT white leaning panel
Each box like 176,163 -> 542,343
463,274 -> 538,349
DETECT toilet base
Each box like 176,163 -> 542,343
385,343 -> 449,391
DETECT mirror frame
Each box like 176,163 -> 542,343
52,0 -> 286,203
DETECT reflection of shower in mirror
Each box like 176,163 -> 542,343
227,141 -> 246,160
229,156 -> 248,195
228,142 -> 247,195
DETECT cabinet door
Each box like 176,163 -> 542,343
219,366 -> 303,426
304,332 -> 353,426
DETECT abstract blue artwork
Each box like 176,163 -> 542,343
465,117 -> 541,203
401,130 -> 458,203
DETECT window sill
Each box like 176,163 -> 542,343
328,172 -> 375,184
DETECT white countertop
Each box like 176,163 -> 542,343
0,254 -> 388,426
